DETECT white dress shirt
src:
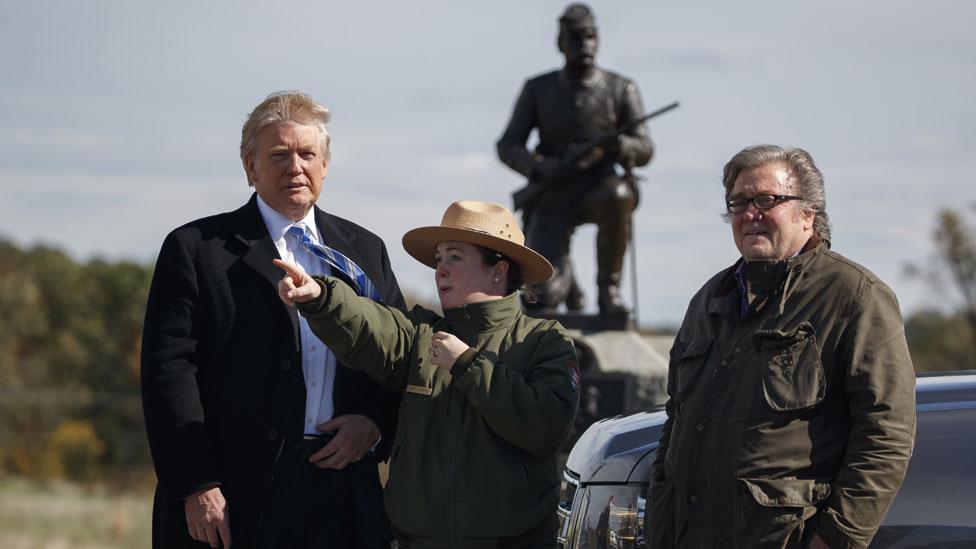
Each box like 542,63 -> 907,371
257,196 -> 337,435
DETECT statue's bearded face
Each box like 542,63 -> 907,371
559,24 -> 598,68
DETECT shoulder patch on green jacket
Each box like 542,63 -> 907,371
566,357 -> 581,391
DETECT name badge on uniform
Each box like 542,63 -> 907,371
405,384 -> 433,396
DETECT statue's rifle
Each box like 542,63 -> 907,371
512,100 -> 680,211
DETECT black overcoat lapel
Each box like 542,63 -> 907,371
235,195 -> 302,350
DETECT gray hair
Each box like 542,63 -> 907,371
721,144 -> 831,246
240,91 -> 331,184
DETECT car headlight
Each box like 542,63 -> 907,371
608,493 -> 645,548
566,484 -> 646,548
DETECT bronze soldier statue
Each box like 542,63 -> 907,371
497,3 -> 653,317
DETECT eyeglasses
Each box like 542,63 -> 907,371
726,194 -> 803,214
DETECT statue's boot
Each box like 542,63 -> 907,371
596,214 -> 630,317
522,264 -> 573,312
598,275 -> 630,317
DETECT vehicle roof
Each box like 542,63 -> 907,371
915,371 -> 976,409
916,371 -> 976,389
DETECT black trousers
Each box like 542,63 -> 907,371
255,444 -> 391,548
152,446 -> 390,549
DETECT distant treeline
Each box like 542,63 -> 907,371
0,238 -> 151,482
0,236 -> 969,482
904,310 -> 975,371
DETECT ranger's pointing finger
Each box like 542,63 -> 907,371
273,258 -> 305,280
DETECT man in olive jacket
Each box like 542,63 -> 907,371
645,145 -> 915,549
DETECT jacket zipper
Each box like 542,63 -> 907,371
701,318 -> 758,546
447,383 -> 460,547
448,305 -> 472,548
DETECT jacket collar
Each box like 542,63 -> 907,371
235,194 -> 282,285
442,292 -> 521,332
708,242 -> 824,318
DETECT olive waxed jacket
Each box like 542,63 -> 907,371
646,245 -> 915,549
298,278 -> 580,548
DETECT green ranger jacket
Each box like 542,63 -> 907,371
298,278 -> 580,548
646,245 -> 915,549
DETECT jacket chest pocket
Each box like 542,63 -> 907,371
754,322 -> 824,411
673,340 -> 712,401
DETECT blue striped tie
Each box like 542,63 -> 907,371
287,225 -> 382,302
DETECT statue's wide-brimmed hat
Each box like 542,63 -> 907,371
402,201 -> 554,284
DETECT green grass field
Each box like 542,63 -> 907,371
0,476 -> 152,549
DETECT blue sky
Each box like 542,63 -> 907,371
1,1 -> 974,327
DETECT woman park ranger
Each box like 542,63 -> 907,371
275,200 -> 580,547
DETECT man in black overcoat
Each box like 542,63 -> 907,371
141,91 -> 403,548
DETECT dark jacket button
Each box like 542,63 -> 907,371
267,428 -> 280,441
280,359 -> 292,371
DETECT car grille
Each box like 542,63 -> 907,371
557,470 -> 580,545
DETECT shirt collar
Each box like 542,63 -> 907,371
256,195 -> 320,243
